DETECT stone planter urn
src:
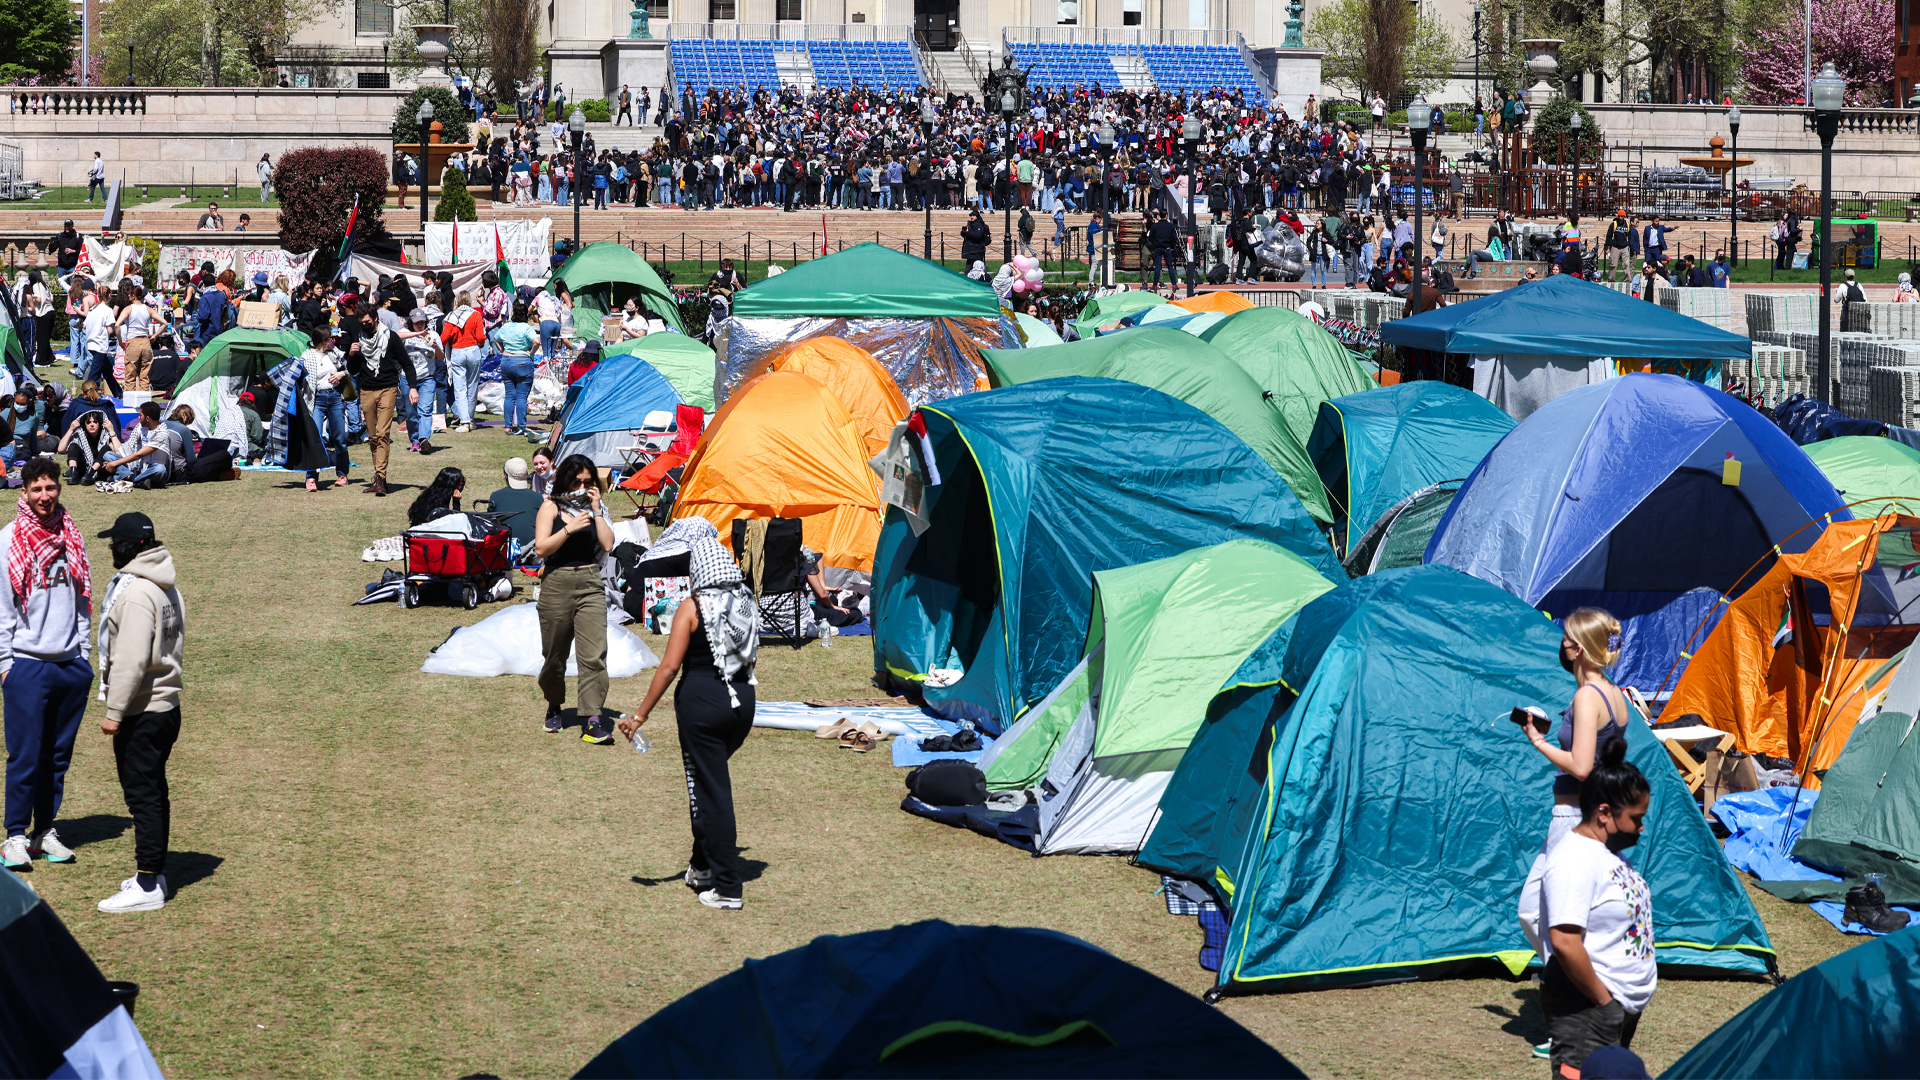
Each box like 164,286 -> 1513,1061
1521,39 -> 1564,108
414,24 -> 455,84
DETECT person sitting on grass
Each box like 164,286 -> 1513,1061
58,409 -> 121,487
7,391 -> 46,462
235,391 -> 268,463
408,467 -> 465,527
163,406 -> 199,472
104,402 -> 187,491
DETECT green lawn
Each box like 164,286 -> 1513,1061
4,185 -> 274,210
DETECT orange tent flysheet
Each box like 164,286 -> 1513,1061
1170,290 -> 1257,315
734,336 -> 909,459
671,370 -> 883,573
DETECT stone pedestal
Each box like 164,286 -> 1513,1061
548,40 -> 611,106
414,24 -> 455,87
601,39 -> 670,104
1252,48 -> 1324,118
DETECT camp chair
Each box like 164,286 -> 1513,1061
731,517 -> 808,643
1624,686 -> 1742,812
616,409 -> 683,515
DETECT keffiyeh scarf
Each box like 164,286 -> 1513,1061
9,495 -> 89,609
69,410 -> 114,474
688,536 -> 757,707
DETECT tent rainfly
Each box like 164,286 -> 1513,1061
1803,436 -> 1920,517
551,353 -> 684,467
598,332 -> 717,410
1197,306 -> 1378,451
549,241 -> 683,339
732,242 -> 1002,319
731,336 -> 909,458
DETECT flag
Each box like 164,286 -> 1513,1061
494,227 -> 515,294
333,195 -> 360,282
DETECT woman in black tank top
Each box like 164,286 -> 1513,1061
532,454 -> 615,741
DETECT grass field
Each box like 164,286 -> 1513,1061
20,422 -> 1860,1077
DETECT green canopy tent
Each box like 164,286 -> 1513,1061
169,326 -> 311,454
600,332 -> 717,411
550,241 -> 684,340
975,539 -> 1334,856
982,328 -> 1333,522
1804,436 -> 1920,518
1198,307 -> 1378,450
732,242 -> 1002,320
1073,291 -> 1170,339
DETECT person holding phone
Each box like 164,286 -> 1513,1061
532,454 -> 614,744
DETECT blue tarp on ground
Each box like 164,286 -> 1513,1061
1380,275 -> 1754,360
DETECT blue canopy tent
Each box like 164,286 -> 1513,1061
551,354 -> 684,467
871,377 -> 1343,730
1425,373 -> 1849,694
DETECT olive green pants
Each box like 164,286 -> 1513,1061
537,564 -> 607,718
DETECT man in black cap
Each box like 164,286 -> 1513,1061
92,512 -> 185,914
49,221 -> 82,284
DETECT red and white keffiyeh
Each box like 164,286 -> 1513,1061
9,496 -> 90,609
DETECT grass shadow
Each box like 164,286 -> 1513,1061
165,851 -> 225,894
629,856 -> 767,889
59,813 -> 132,848
1477,986 -> 1547,1042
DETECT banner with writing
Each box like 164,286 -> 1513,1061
423,218 -> 552,285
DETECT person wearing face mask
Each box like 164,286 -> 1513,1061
346,307 -> 407,497
1539,736 -> 1654,1076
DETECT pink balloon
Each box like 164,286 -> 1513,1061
1011,278 -> 1027,293
1014,255 -> 1036,271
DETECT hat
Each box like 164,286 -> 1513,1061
96,512 -> 156,545
410,309 -> 428,323
1845,269 -> 1857,280
503,457 -> 532,489
252,271 -> 269,286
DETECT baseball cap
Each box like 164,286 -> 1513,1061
96,512 -> 156,544
503,457 -> 532,489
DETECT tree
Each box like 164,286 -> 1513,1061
0,0 -> 79,84
387,0 -> 540,98
1309,0 -> 1460,101
434,168 -> 478,221
393,85 -> 472,145
1738,0 -> 1896,104
274,146 -> 389,262
1529,96 -> 1607,162
100,0 -> 206,87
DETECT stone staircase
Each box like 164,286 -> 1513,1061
1109,52 -> 1155,94
775,48 -> 816,91
926,43 -> 986,98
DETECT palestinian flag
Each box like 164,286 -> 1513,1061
494,228 -> 515,294
333,195 -> 360,282
0,870 -> 163,1078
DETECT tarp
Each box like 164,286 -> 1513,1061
1804,436 -> 1920,517
173,326 -> 311,392
732,337 -> 909,458
1381,275 -> 1755,360
671,370 -> 882,573
715,315 -> 1009,408
1185,566 -> 1776,991
576,921 -> 1301,1078
1073,291 -> 1169,338
982,328 -> 1332,522
599,333 -> 716,410
1307,382 -> 1513,556
553,352 -> 682,438
550,241 -> 683,337
1198,307 -> 1378,450
732,243 -> 1003,320
872,377 -> 1343,730
1170,290 -> 1256,314
1134,307 -> 1229,336
1662,923 -> 1920,1078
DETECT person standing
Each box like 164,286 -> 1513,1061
616,84 -> 634,127
115,285 -> 156,391
1641,215 -> 1668,268
1603,211 -> 1638,282
439,290 -> 486,433
347,305 -> 406,497
533,455 -> 615,743
49,220 -> 82,285
91,512 -> 185,914
256,154 -> 274,202
82,289 -> 124,398
0,458 -> 93,874
619,535 -> 758,910
86,152 -> 107,203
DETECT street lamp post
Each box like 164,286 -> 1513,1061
416,98 -> 433,232
1182,116 -> 1202,297
1568,110 -> 1582,221
1810,62 -> 1844,404
1472,2 -> 1482,126
569,106 -> 586,254
1098,122 -> 1115,288
1406,95 -> 1432,315
922,99 -> 938,261
1000,90 -> 1017,264
1727,105 -> 1741,266
127,44 -> 134,86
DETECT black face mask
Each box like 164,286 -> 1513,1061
1560,649 -> 1578,674
1604,825 -> 1639,854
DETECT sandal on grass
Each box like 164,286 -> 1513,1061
838,730 -> 876,753
814,717 -> 857,740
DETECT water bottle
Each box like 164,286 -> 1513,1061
632,726 -> 650,754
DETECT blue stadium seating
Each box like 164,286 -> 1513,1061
670,38 -> 924,97
999,40 -> 1269,101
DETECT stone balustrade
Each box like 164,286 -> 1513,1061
1583,103 -> 1920,192
7,90 -> 149,116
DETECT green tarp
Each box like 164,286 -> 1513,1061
551,241 -> 684,338
600,332 -> 717,410
0,326 -> 20,366
1073,292 -> 1169,339
174,326 -> 311,391
1198,307 -> 1378,450
1804,436 -> 1920,518
981,328 -> 1332,522
732,243 -> 1002,320
1756,705 -> 1920,906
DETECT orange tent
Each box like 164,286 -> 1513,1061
1662,515 -> 1917,782
671,370 -> 883,573
1169,290 -> 1257,315
734,337 -> 909,458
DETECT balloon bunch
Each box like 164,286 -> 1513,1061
1007,254 -> 1047,294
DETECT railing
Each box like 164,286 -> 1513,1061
1234,34 -> 1276,97
914,30 -> 946,96
666,22 -> 914,42
1000,25 -> 1245,48
1803,108 -> 1920,136
7,90 -> 148,116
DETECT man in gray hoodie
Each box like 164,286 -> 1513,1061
93,512 -> 185,914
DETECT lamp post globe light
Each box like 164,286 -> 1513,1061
569,106 -> 587,254
1097,121 -> 1116,287
1001,90 -> 1018,263
1726,105 -> 1741,265
1405,95 -> 1432,315
416,97 -> 434,231
922,99 -> 938,261
1809,61 -> 1845,403
1181,116 -> 1203,296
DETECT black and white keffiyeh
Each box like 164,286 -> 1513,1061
688,536 -> 757,706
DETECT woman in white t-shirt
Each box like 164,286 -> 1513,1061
1539,736 -> 1654,1075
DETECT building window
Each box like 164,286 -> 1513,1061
354,0 -> 393,36
1058,1 -> 1078,24
648,0 -> 669,17
358,72 -> 391,88
710,0 -> 736,19
776,0 -> 801,18
1123,0 -> 1142,23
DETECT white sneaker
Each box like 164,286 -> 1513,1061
30,827 -> 73,863
112,480 -> 134,494
685,865 -> 713,889
1,834 -> 28,870
698,889 -> 743,910
362,546 -> 378,562
97,875 -> 167,913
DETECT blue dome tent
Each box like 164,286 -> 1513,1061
1425,373 -> 1848,692
550,353 -> 685,467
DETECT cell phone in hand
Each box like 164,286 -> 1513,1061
1510,706 -> 1551,734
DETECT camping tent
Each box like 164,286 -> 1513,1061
549,241 -> 683,339
1197,306 -> 1377,449
1804,436 -> 1920,517
1014,312 -> 1063,347
1156,565 -> 1776,992
1170,290 -> 1256,314
871,378 -> 1343,729
1342,481 -> 1463,576
671,370 -> 882,573
576,921 -> 1300,1078
170,325 -> 311,455
1306,381 -> 1514,558
599,333 -> 716,410
1072,291 -> 1169,338
976,540 -> 1334,855
1134,306 -> 1229,337
717,243 -> 1013,406
550,353 -> 684,467
981,328 -> 1332,522
1381,276 -> 1752,419
732,336 -> 909,458
1663,922 -> 1920,1079
1426,373 -> 1849,692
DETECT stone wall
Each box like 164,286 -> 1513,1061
1,88 -> 411,188
1585,103 -> 1920,195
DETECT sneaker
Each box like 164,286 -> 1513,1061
407,440 -> 420,452
543,706 -> 564,734
97,875 -> 167,913
698,889 -> 743,910
1532,1041 -> 1551,1060
113,480 -> 134,493
1,834 -> 28,870
362,546 -> 378,562
685,865 -> 713,889
29,828 -> 73,863
1844,882 -> 1912,933
95,481 -> 113,493
581,717 -> 615,744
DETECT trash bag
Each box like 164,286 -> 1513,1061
421,602 -> 660,677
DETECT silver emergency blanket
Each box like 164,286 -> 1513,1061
714,315 -> 1019,407
1254,223 -> 1309,281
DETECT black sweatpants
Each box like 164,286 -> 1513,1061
113,707 -> 180,874
675,667 -> 753,898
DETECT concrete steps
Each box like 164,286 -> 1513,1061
775,49 -> 815,91
927,44 -> 984,98
1110,53 -> 1155,94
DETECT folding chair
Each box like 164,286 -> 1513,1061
731,518 -> 808,643
617,409 -> 683,516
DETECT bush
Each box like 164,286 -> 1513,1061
124,236 -> 161,280
392,86 -> 471,146
545,98 -> 611,123
435,168 -> 479,222
1530,96 -> 1604,162
273,147 -> 390,262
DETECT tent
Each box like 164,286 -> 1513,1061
1427,373 -> 1849,693
1306,381 -> 1514,558
1160,566 -> 1776,992
550,353 -> 684,467
1663,924 -> 1920,1079
599,333 -> 716,410
1342,481 -> 1463,576
576,921 -> 1301,1078
981,328 -> 1332,522
170,325 -> 311,455
1380,276 -> 1751,420
671,370 -> 882,573
549,241 -> 683,339
976,540 -> 1334,855
1073,291 -> 1169,338
1014,312 -> 1063,347
1804,436 -> 1920,517
1170,290 -> 1256,314
716,244 -> 1012,407
872,378 -> 1343,729
1134,307 -> 1229,337
732,336 -> 909,458
1197,307 -> 1377,450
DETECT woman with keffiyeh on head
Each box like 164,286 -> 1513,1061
620,534 -> 758,911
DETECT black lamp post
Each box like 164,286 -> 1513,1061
1097,121 -> 1115,287
1000,89 -> 1017,263
1406,95 -> 1431,313
1727,104 -> 1741,266
922,99 -> 937,261
1182,115 -> 1202,296
1471,2 -> 1482,130
127,44 -> 134,85
1568,110 -> 1582,221
416,98 -> 433,232
1810,61 -> 1845,403
569,106 -> 586,253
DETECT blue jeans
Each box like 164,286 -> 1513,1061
538,320 -> 560,363
3,655 -> 93,837
311,388 -> 349,480
68,317 -> 84,366
448,345 -> 482,425
408,375 -> 437,444
86,349 -> 123,397
114,459 -> 168,485
501,356 -> 534,429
